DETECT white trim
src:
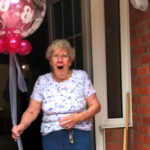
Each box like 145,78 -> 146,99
90,0 -> 132,150
101,124 -> 133,129
120,0 -> 133,126
81,0 -> 93,79
90,0 -> 106,150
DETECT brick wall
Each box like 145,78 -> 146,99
105,128 -> 133,150
105,129 -> 123,150
105,1 -> 150,150
130,1 -> 150,150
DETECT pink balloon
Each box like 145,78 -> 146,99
3,50 -> 10,55
0,38 -> 5,53
17,40 -> 32,55
5,36 -> 21,53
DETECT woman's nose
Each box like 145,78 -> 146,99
58,56 -> 63,62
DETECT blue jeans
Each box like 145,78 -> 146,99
42,129 -> 92,150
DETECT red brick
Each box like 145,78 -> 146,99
146,32 -> 150,42
137,66 -> 149,76
148,43 -> 150,52
133,124 -> 138,132
136,46 -> 146,56
131,28 -> 136,39
132,57 -> 141,68
134,133 -> 143,143
113,129 -> 122,141
132,77 -> 141,86
131,37 -> 140,47
133,96 -> 141,105
132,87 -> 139,95
148,20 -> 150,30
143,116 -> 150,125
142,76 -> 150,85
142,96 -> 150,105
105,130 -> 113,142
128,142 -> 131,150
139,144 -> 149,150
138,86 -> 150,95
133,105 -> 138,114
130,6 -> 140,19
139,125 -> 149,135
131,48 -> 137,58
140,10 -> 150,22
132,68 -> 137,76
136,23 -> 147,35
129,128 -> 133,141
141,34 -> 147,43
131,17 -> 140,28
106,142 -> 123,150
142,54 -> 150,64
133,142 -> 139,150
133,115 -> 142,123
139,106 -> 149,115
143,136 -> 150,146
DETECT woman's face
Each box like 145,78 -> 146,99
49,49 -> 72,77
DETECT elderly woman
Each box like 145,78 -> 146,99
12,39 -> 101,150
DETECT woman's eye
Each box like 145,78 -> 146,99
62,55 -> 67,58
54,55 -> 59,57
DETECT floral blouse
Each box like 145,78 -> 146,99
31,70 -> 96,135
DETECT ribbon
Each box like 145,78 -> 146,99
9,53 -> 27,150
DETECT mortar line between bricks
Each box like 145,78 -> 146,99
133,141 -> 150,147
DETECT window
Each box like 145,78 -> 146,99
47,0 -> 93,77
104,0 -> 123,119
51,0 -> 84,70
90,0 -> 132,148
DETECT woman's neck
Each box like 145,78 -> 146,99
52,70 -> 72,82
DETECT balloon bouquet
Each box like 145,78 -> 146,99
0,0 -> 46,149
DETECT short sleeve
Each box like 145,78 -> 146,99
83,71 -> 96,98
30,77 -> 43,102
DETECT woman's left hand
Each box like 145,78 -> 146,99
59,113 -> 82,129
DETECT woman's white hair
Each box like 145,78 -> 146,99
46,39 -> 76,61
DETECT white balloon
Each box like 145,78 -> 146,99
21,5 -> 34,24
130,0 -> 148,11
0,0 -> 10,12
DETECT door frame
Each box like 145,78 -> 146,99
90,0 -> 131,150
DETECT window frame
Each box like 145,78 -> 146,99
90,0 -> 132,149
47,0 -> 92,74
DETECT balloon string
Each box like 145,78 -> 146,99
14,54 -> 27,92
9,53 -> 27,150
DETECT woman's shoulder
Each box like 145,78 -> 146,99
73,69 -> 88,77
37,72 -> 52,82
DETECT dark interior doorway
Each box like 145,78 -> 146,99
0,13 -> 49,150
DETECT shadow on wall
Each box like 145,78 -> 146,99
0,64 -> 10,120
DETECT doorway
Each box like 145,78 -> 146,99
47,0 -> 95,149
0,63 -> 17,150
0,12 -> 49,150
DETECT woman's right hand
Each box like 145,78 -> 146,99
12,124 -> 24,142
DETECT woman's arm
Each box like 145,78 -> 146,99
12,99 -> 42,141
80,93 -> 101,121
59,93 -> 101,129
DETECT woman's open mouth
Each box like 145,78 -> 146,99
57,66 -> 64,70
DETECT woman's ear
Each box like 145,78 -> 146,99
49,58 -> 52,66
69,59 -> 72,67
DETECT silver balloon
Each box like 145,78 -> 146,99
0,0 -> 46,39
21,0 -> 46,38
